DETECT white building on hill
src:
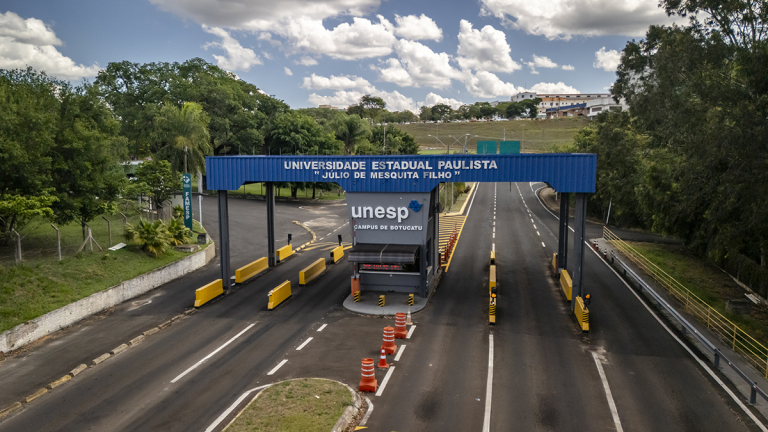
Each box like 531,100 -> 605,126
511,92 -> 627,119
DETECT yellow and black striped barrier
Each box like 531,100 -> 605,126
408,293 -> 414,306
490,250 -> 495,265
489,293 -> 497,325
378,295 -> 385,307
574,295 -> 590,332
489,265 -> 497,295
353,291 -> 361,302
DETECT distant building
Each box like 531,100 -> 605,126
318,104 -> 341,110
511,92 -> 627,119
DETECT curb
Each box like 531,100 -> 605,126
0,309 -> 195,421
331,383 -> 364,432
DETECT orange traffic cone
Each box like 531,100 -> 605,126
377,348 -> 389,369
394,312 -> 407,339
359,358 -> 377,392
381,326 -> 397,355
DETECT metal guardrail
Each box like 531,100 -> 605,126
610,250 -> 768,404
604,227 -> 768,378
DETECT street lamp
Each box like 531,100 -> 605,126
448,134 -> 471,154
427,134 -> 449,154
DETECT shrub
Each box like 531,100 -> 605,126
173,205 -> 183,219
166,218 -> 193,245
124,219 -> 172,257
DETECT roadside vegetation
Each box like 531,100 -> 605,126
567,1 -> 768,298
225,379 -> 354,432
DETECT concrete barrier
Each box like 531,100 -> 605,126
276,244 -> 293,263
489,265 -> 497,295
235,257 -> 268,284
574,296 -> 589,331
560,269 -> 572,301
268,281 -> 291,310
330,245 -> 344,263
0,241 -> 214,353
299,258 -> 326,285
195,279 -> 223,307
490,250 -> 495,265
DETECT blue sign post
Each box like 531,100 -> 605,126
182,174 -> 193,230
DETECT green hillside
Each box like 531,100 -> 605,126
395,117 -> 590,154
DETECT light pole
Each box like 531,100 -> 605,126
448,134 -> 470,154
427,134 -> 449,154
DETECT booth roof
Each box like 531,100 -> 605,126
348,244 -> 419,264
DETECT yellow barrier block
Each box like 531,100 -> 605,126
299,258 -> 326,285
489,265 -> 497,295
195,279 -> 223,307
235,257 -> 268,284
330,245 -> 344,263
574,296 -> 590,331
560,270 -> 572,301
490,250 -> 495,265
551,253 -> 558,274
268,281 -> 291,310
276,244 -> 293,262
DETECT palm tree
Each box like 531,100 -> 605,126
153,102 -> 212,174
332,113 -> 371,155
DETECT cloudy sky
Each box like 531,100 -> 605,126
1,0 -> 680,112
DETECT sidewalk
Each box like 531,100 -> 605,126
594,236 -> 768,421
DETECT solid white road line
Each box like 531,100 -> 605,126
267,359 -> 288,375
376,366 -> 396,396
591,351 -> 624,432
296,337 -> 313,350
482,333 -> 494,432
205,383 -> 272,432
406,325 -> 416,339
171,323 -> 255,383
317,324 -> 327,332
395,344 -> 406,361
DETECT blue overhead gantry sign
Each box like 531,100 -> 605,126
205,153 -> 595,310
205,154 -> 596,193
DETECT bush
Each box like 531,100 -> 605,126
173,205 -> 183,219
166,218 -> 193,245
124,219 -> 172,257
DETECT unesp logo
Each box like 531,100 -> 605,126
408,200 -> 422,212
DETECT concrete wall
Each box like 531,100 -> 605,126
0,243 -> 215,353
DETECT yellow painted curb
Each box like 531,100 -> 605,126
24,388 -> 47,403
0,402 -> 22,419
47,375 -> 71,390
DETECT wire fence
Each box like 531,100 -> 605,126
604,226 -> 768,377
0,210 -> 158,266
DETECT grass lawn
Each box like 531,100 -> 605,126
0,219 -> 209,334
399,117 -> 589,153
225,379 -> 354,432
625,241 -> 768,343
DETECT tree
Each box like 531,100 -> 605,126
332,113 -> 371,155
152,102 -> 212,174
48,82 -> 128,238
359,95 -> 386,121
130,159 -> 181,217
419,106 -> 433,121
0,68 -> 58,237
506,102 -> 524,118
431,104 -> 453,121
370,126 -> 419,155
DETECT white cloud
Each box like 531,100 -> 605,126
0,11 -> 100,80
281,16 -> 395,60
284,67 -> 293,75
301,73 -> 374,92
456,20 -> 520,73
308,87 -> 417,112
424,92 -> 463,109
203,25 -> 262,71
297,56 -> 318,66
526,54 -> 558,74
529,81 -> 579,93
463,70 -> 524,98
479,0 -> 677,40
593,47 -> 621,71
377,39 -> 462,89
561,64 -> 574,70
392,14 -> 442,41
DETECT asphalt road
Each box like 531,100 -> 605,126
0,185 -> 762,431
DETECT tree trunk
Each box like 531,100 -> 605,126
291,187 -> 298,198
312,186 -> 316,199
82,220 -> 87,241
